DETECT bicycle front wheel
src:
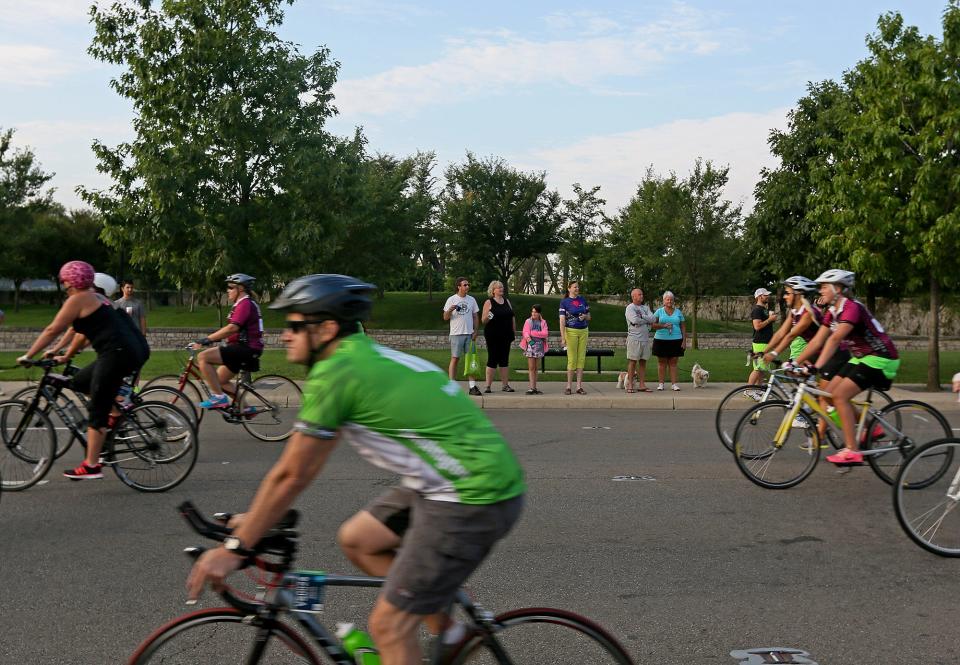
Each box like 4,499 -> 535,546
107,402 -> 198,492
142,375 -> 205,425
240,375 -> 303,441
894,437 -> 960,556
864,400 -> 953,485
715,383 -> 786,452
732,401 -> 820,489
128,608 -> 323,664
10,387 -> 81,458
450,608 -> 634,664
137,386 -> 199,429
0,400 -> 56,490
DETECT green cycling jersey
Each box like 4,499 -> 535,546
295,333 -> 525,505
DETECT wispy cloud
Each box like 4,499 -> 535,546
333,4 -> 741,117
314,0 -> 436,22
0,0 -> 92,25
0,45 -> 84,86
512,109 -> 790,214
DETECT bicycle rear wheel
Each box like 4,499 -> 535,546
450,608 -> 634,664
894,437 -> 960,556
732,401 -> 820,489
142,375 -> 205,425
715,383 -> 786,452
240,375 -> 303,442
128,608 -> 322,664
107,402 -> 197,492
863,400 -> 953,485
137,385 -> 199,429
0,400 -> 56,490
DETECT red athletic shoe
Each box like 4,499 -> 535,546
826,449 -> 863,465
860,424 -> 885,444
63,462 -> 103,480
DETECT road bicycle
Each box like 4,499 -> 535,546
128,502 -> 636,664
10,361 -> 198,459
894,436 -> 960,557
143,347 -> 302,441
0,360 -> 198,492
731,371 -> 952,489
715,360 -> 892,452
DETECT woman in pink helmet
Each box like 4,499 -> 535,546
18,261 -> 150,480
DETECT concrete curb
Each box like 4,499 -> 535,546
1,381 -> 957,411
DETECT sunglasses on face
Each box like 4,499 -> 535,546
286,319 -> 327,333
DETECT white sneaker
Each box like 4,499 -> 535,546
656,383 -> 664,391
792,416 -> 809,429
671,384 -> 680,391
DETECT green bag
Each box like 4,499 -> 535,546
462,340 -> 481,377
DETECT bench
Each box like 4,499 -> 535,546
540,348 -> 614,374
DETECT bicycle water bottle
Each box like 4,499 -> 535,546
118,384 -> 134,408
65,401 -> 86,428
336,623 -> 381,665
826,406 -> 842,427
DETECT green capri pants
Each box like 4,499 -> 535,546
566,328 -> 589,370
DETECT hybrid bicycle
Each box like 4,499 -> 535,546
894,436 -> 960,557
129,502 -> 636,664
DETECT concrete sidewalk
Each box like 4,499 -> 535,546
1,380 -> 957,411
462,381 -> 960,410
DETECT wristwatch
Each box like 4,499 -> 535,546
222,536 -> 253,557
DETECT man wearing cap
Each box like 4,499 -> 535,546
748,287 -> 778,385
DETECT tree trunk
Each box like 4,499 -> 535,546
537,257 -> 545,295
13,280 -> 22,313
691,292 -> 699,350
926,275 -> 941,391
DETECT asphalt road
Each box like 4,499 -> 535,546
1,409 -> 958,664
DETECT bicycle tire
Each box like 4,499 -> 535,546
715,383 -> 787,452
240,375 -> 303,442
863,399 -> 953,485
11,386 -> 82,459
449,607 -> 635,664
127,607 -> 323,664
142,375 -> 205,425
732,400 -> 820,490
107,402 -> 198,492
137,386 -> 199,429
0,400 -> 56,491
894,437 -> 960,557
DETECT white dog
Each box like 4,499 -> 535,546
617,371 -> 628,389
691,363 -> 710,388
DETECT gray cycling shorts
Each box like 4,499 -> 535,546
364,487 -> 524,615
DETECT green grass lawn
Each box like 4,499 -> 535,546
1,293 -> 752,334
2,348 -> 957,386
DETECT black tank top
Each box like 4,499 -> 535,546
73,301 -> 148,357
483,298 -> 515,341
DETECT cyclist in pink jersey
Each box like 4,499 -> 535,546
190,273 -> 265,409
761,276 -> 820,364
794,269 -> 900,464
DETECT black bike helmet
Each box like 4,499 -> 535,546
270,274 -> 375,322
226,273 -> 256,289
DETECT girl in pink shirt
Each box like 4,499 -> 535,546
520,304 -> 549,395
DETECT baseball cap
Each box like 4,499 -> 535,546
754,288 -> 771,298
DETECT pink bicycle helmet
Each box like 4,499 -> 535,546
59,260 -> 95,289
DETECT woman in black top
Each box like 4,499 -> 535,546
481,280 -> 517,393
18,261 -> 150,480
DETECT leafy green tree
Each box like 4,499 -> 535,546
559,184 -> 608,288
0,128 -> 56,310
608,161 -> 744,347
80,0 -> 356,296
810,7 -> 960,389
440,153 -> 563,292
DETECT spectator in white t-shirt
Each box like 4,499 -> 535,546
443,277 -> 481,394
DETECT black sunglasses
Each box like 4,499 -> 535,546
286,319 -> 328,333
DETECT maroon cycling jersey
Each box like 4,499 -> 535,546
227,296 -> 264,351
821,298 -> 897,359
790,303 -> 819,343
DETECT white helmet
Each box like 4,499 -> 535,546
815,269 -> 855,289
93,272 -> 118,297
782,275 -> 819,294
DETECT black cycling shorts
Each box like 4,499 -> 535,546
818,349 -> 851,381
72,348 -> 148,429
220,344 -> 261,373
837,361 -> 893,392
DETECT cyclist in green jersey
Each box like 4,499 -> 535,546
186,274 -> 525,665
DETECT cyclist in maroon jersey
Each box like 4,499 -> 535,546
190,274 -> 264,409
794,269 -> 900,464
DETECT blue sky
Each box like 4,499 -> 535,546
0,1 -> 947,214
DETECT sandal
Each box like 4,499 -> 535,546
626,388 -> 637,394
564,388 -> 572,395
525,388 -> 536,395
502,385 -> 515,392
576,387 -> 586,394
